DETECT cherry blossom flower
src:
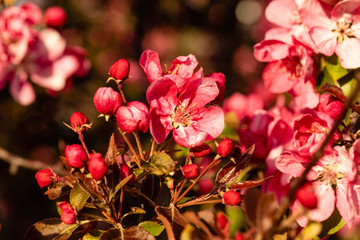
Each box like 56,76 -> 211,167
300,0 -> 360,68
146,77 -> 224,148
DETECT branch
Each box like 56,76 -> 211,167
0,147 -> 66,175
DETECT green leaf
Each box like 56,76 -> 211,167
139,221 -> 165,237
318,207 -> 346,238
24,218 -> 78,240
70,183 -> 90,211
100,226 -> 156,240
325,55 -> 350,83
177,196 -> 196,205
83,230 -> 104,240
295,222 -> 322,240
148,152 -> 176,176
225,205 -> 244,238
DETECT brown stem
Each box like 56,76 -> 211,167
177,199 -> 222,208
147,139 -> 156,160
78,132 -> 90,158
128,188 -> 157,208
116,126 -> 141,167
172,178 -> 187,205
132,132 -> 145,161
117,84 -> 127,104
118,187 -> 124,220
0,147 -> 66,175
263,72 -> 360,239
175,156 -> 221,205
92,200 -> 119,227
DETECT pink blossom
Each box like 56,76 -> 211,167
222,92 -> 264,120
317,93 -> 344,120
140,49 -> 202,91
292,111 -> 340,157
116,101 -> 149,133
276,145 -> 360,227
264,0 -> 317,50
146,77 -> 224,148
300,0 -> 360,68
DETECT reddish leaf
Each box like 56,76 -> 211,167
24,218 -> 77,240
100,226 -> 155,240
320,83 -> 347,102
155,206 -> 188,240
105,133 -> 118,166
228,176 -> 272,191
215,145 -> 254,186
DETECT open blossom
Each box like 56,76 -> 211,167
146,77 -> 224,148
300,0 -> 360,68
276,143 -> 360,227
0,3 -> 89,105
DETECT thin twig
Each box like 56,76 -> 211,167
132,132 -> 145,161
175,156 -> 221,205
177,199 -> 222,208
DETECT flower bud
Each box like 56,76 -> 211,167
35,168 -> 56,188
216,212 -> 228,229
190,143 -> 212,158
183,164 -> 199,179
296,182 -> 318,209
234,233 -> 245,240
70,112 -> 90,133
88,153 -> 108,181
93,87 -> 122,116
198,178 -> 213,195
65,144 -> 88,168
58,201 -> 76,224
217,139 -> 234,158
318,93 -> 344,120
109,59 -> 130,81
222,190 -> 241,206
44,6 -> 67,27
120,163 -> 136,184
116,101 -> 149,133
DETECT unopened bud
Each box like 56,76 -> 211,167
58,201 -> 76,224
120,163 -> 136,184
93,87 -> 122,117
183,164 -> 199,179
116,101 -> 149,133
69,112 -> 91,133
65,144 -> 88,168
88,153 -> 108,181
35,168 -> 56,188
190,143 -> 212,158
109,59 -> 130,81
44,6 -> 67,27
296,182 -> 318,209
318,93 -> 344,120
217,139 -> 234,158
222,190 -> 241,206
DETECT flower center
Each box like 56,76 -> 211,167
333,16 -> 355,42
316,164 -> 345,186
170,101 -> 196,129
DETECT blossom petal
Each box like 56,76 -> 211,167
265,0 -> 297,28
139,49 -> 163,83
275,151 -> 307,177
173,125 -> 208,148
169,54 -> 198,79
336,38 -> 360,69
9,70 -> 35,105
146,78 -> 178,115
253,39 -> 290,62
149,110 -> 170,144
196,106 -> 224,139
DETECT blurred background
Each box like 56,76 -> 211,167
0,0 -> 268,238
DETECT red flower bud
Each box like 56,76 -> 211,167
70,112 -> 90,133
217,139 -> 234,158
109,59 -> 130,81
88,153 -> 108,181
65,144 -> 88,168
198,178 -> 213,195
116,101 -> 149,133
120,164 -> 136,184
35,168 -> 56,188
183,164 -> 199,179
318,93 -> 344,120
44,6 -> 67,27
234,233 -> 245,240
58,201 -> 76,224
216,212 -> 229,229
93,87 -> 122,116
190,143 -> 212,158
296,182 -> 318,209
222,190 -> 241,206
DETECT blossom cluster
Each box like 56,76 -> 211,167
0,3 -> 89,105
